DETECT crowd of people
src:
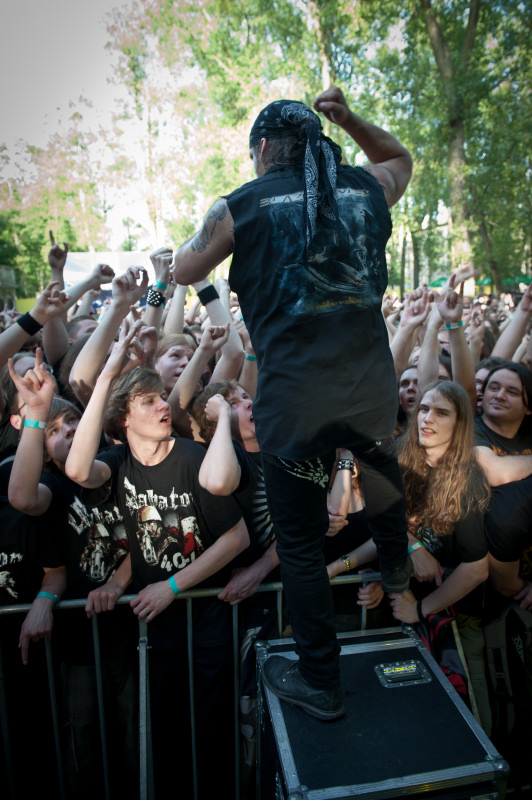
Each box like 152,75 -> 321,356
1,87 -> 531,799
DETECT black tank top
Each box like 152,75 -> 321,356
225,163 -> 398,458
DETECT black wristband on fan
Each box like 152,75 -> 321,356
197,285 -> 219,305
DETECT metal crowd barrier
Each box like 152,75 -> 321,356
0,572 -> 379,800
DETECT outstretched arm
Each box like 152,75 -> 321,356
0,282 -> 70,369
69,267 -> 148,405
7,348 -> 55,515
198,394 -> 241,495
390,557 -> 488,622
171,199 -> 234,287
492,285 -> 532,360
144,247 -> 172,330
390,288 -> 431,378
433,274 -> 476,404
168,324 -> 229,415
65,321 -> 145,488
130,518 -> 249,622
314,86 -> 412,207
42,263 -> 114,367
475,446 -> 532,487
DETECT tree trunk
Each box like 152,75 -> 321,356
419,0 -> 478,273
411,229 -> 421,289
400,224 -> 406,300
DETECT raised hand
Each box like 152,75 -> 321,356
149,247 -> 172,284
101,318 -> 145,381
31,281 -> 70,325
400,286 -> 431,330
204,393 -> 231,423
48,230 -> 68,271
111,267 -> 149,310
313,86 -> 351,126
8,347 -> 55,416
199,323 -> 230,356
235,318 -> 254,353
518,284 -> 532,314
91,263 -> 115,286
434,272 -> 465,326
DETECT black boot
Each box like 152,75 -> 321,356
262,656 -> 345,721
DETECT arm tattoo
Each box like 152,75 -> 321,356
191,202 -> 228,253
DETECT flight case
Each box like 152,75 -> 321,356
256,627 -> 508,800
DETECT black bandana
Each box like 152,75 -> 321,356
249,100 -> 342,250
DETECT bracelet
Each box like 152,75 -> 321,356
197,285 -> 219,305
408,541 -> 425,554
36,591 -> 58,604
147,288 -> 165,308
340,555 -> 351,572
168,575 -> 181,596
16,312 -> 43,335
154,281 -> 167,291
243,352 -> 257,362
445,320 -> 463,330
337,459 -> 354,472
417,597 -> 427,623
24,419 -> 47,430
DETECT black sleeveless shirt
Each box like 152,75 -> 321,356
225,163 -> 398,459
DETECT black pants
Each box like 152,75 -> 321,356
262,437 -> 407,689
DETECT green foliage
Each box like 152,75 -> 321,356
0,213 -> 18,266
0,0 -> 529,295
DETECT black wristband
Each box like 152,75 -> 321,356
337,459 -> 354,472
16,312 -> 43,335
416,597 -> 427,623
147,288 -> 165,308
197,285 -> 219,306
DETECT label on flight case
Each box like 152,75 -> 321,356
374,659 -> 432,688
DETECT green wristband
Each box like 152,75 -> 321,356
154,281 -> 167,291
36,591 -> 58,604
24,419 -> 47,430
243,352 -> 257,362
169,575 -> 181,596
445,320 -> 463,330
408,541 -> 425,554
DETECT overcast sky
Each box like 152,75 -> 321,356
0,0 -> 128,148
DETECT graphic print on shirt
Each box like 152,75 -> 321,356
123,477 -> 204,573
250,461 -> 274,550
68,494 -> 128,584
0,563 -> 19,599
267,192 -> 386,317
277,457 -> 329,488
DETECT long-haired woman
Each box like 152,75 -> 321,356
390,379 -> 490,623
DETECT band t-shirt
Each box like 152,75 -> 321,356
225,163 -> 398,459
474,415 -> 532,456
0,458 -> 63,608
474,416 -> 532,564
98,438 -> 244,650
39,468 -> 134,664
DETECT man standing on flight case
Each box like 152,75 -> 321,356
172,86 -> 412,720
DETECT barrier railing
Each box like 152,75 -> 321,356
0,572 -> 379,800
